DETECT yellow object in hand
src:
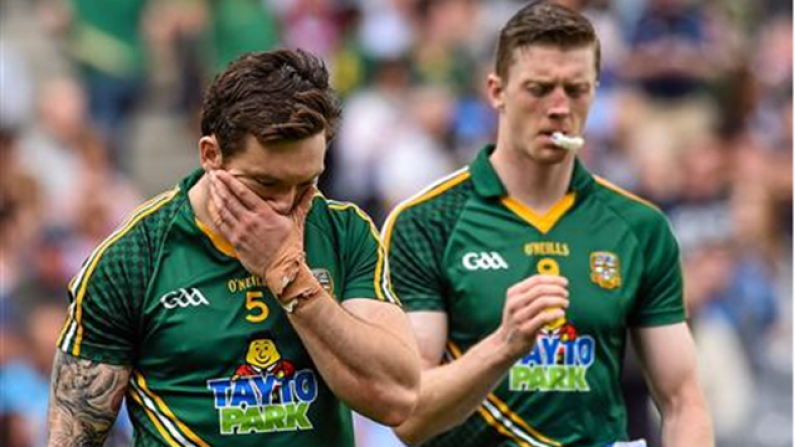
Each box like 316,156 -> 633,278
538,258 -> 566,330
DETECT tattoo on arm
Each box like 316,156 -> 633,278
47,351 -> 131,447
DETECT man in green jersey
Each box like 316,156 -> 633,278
47,49 -> 420,447
383,3 -> 713,447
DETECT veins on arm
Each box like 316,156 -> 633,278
47,351 -> 131,447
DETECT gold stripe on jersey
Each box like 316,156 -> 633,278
593,176 -> 659,211
60,189 -> 179,355
328,201 -> 399,304
477,406 -> 533,447
446,342 -> 559,447
134,372 -> 212,447
56,302 -> 76,351
195,218 -> 236,257
128,389 -> 184,447
381,168 -> 471,250
486,393 -> 560,446
57,276 -> 81,348
500,193 -> 576,235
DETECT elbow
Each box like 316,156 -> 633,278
658,380 -> 710,420
365,375 -> 420,427
373,382 -> 420,427
394,423 -> 425,447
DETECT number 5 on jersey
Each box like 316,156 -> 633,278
245,291 -> 269,323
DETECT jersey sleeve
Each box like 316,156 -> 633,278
628,214 -> 686,327
330,203 -> 398,304
57,232 -> 147,366
383,209 -> 446,312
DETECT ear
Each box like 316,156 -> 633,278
486,73 -> 505,112
199,135 -> 223,170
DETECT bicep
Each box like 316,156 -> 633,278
630,323 -> 699,403
48,351 -> 131,447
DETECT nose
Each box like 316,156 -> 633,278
547,86 -> 570,120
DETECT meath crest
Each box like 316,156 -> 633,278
590,252 -> 621,290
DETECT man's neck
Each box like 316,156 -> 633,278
490,143 -> 575,215
188,174 -> 218,232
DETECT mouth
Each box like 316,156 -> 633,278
549,131 -> 584,152
539,128 -> 570,137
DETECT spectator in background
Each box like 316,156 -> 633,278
333,58 -> 413,220
41,0 -> 153,171
0,40 -> 33,131
0,303 -> 32,447
143,0 -> 282,127
17,77 -> 105,230
407,0 -> 480,94
374,84 -> 458,214
0,127 -> 42,301
621,0 -> 724,158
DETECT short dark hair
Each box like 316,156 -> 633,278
200,49 -> 342,158
495,1 -> 600,80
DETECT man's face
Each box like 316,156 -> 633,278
221,133 -> 326,216
488,45 -> 597,164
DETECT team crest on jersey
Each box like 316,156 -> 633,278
206,332 -> 318,435
311,269 -> 334,296
590,251 -> 621,290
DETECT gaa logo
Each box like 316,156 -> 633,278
160,288 -> 210,309
462,252 -> 509,271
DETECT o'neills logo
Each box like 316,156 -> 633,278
206,333 -> 318,435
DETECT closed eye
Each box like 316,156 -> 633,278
527,83 -> 554,97
564,84 -> 591,98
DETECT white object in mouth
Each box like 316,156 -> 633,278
551,132 -> 584,152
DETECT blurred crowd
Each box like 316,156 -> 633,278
0,0 -> 791,446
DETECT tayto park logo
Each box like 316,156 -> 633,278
462,252 -> 509,271
206,333 -> 319,435
508,321 -> 596,392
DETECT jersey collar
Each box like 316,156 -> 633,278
468,144 -> 595,199
179,168 -> 239,259
469,145 -> 596,234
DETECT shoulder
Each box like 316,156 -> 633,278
590,176 -> 675,243
82,188 -> 185,273
382,168 -> 474,246
309,193 -> 379,234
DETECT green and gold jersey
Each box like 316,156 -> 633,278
383,146 -> 685,447
57,169 -> 398,447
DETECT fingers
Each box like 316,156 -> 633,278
519,307 -> 566,335
208,170 -> 247,221
214,169 -> 263,211
505,282 -> 568,315
510,295 -> 569,325
508,275 -> 568,296
292,185 -> 318,224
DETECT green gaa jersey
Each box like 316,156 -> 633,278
57,169 -> 398,447
383,146 -> 685,447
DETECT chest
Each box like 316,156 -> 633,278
136,230 -> 340,378
443,204 -> 643,345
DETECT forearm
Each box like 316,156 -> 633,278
47,351 -> 130,447
396,331 -> 517,446
660,390 -> 714,447
288,293 -> 420,426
